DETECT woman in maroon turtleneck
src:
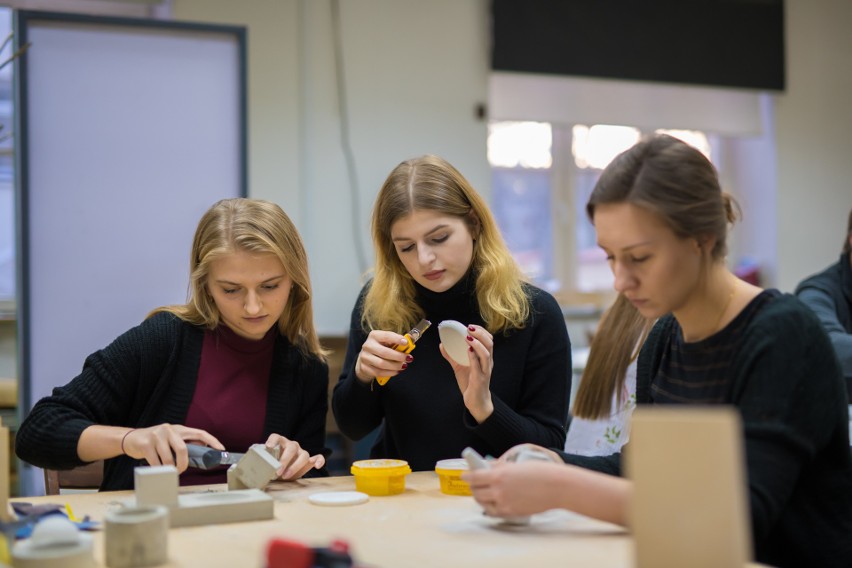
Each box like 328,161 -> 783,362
17,198 -> 330,490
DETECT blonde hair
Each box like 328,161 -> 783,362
148,198 -> 325,359
572,294 -> 651,420
362,155 -> 529,334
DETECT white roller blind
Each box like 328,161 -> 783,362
490,72 -> 764,136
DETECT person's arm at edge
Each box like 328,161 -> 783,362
797,287 -> 852,384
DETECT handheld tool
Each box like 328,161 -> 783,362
186,444 -> 245,470
376,319 -> 431,386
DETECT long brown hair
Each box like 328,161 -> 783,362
576,134 -> 737,418
572,294 -> 651,419
362,155 -> 529,334
148,198 -> 325,359
586,134 -> 739,261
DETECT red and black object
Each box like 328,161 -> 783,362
266,538 -> 355,568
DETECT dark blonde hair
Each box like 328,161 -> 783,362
844,208 -> 852,255
572,294 -> 651,420
587,134 -> 739,259
362,155 -> 529,334
149,198 -> 324,359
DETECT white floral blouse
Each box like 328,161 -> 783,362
564,359 -> 637,457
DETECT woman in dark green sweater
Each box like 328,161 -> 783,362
465,135 -> 852,567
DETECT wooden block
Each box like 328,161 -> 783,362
626,407 -> 752,568
0,417 -> 10,521
232,444 -> 279,490
134,466 -> 179,508
0,378 -> 17,408
169,489 -> 274,527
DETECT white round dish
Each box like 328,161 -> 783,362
438,320 -> 471,366
308,491 -> 369,507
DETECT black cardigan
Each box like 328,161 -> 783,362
16,312 -> 329,491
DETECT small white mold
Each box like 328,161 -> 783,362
308,491 -> 369,506
438,320 -> 471,366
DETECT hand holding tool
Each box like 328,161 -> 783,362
376,319 -> 431,386
186,444 -> 244,470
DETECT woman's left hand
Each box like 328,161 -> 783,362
264,434 -> 325,481
440,324 -> 495,423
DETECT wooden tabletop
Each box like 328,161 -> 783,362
13,471 -> 632,567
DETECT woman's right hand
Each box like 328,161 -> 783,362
354,330 -> 412,384
122,424 -> 224,473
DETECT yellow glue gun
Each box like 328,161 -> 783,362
376,319 -> 431,386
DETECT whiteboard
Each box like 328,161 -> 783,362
15,11 -> 246,412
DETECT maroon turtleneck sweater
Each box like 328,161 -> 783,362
181,324 -> 274,485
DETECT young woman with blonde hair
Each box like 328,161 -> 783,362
17,198 -> 329,490
332,155 -> 570,470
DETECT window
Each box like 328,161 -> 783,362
488,121 -> 557,288
489,120 -> 711,293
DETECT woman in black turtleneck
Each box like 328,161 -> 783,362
331,155 -> 571,471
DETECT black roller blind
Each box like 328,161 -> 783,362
492,0 -> 785,91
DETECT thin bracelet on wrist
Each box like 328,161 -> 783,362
120,429 -> 135,455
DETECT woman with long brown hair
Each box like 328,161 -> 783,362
565,294 -> 651,456
466,135 -> 852,567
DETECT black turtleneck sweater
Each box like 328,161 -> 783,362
331,274 -> 571,471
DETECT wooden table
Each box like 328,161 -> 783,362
12,471 -> 632,567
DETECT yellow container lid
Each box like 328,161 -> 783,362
435,458 -> 468,474
351,459 -> 411,477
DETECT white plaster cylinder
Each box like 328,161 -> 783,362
104,505 -> 169,568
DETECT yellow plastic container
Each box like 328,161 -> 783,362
350,459 -> 412,496
435,458 -> 471,496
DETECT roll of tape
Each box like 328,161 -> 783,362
104,505 -> 169,568
11,516 -> 95,568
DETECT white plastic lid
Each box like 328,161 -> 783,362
308,491 -> 369,506
435,458 -> 469,471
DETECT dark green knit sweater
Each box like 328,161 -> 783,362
560,291 -> 852,567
